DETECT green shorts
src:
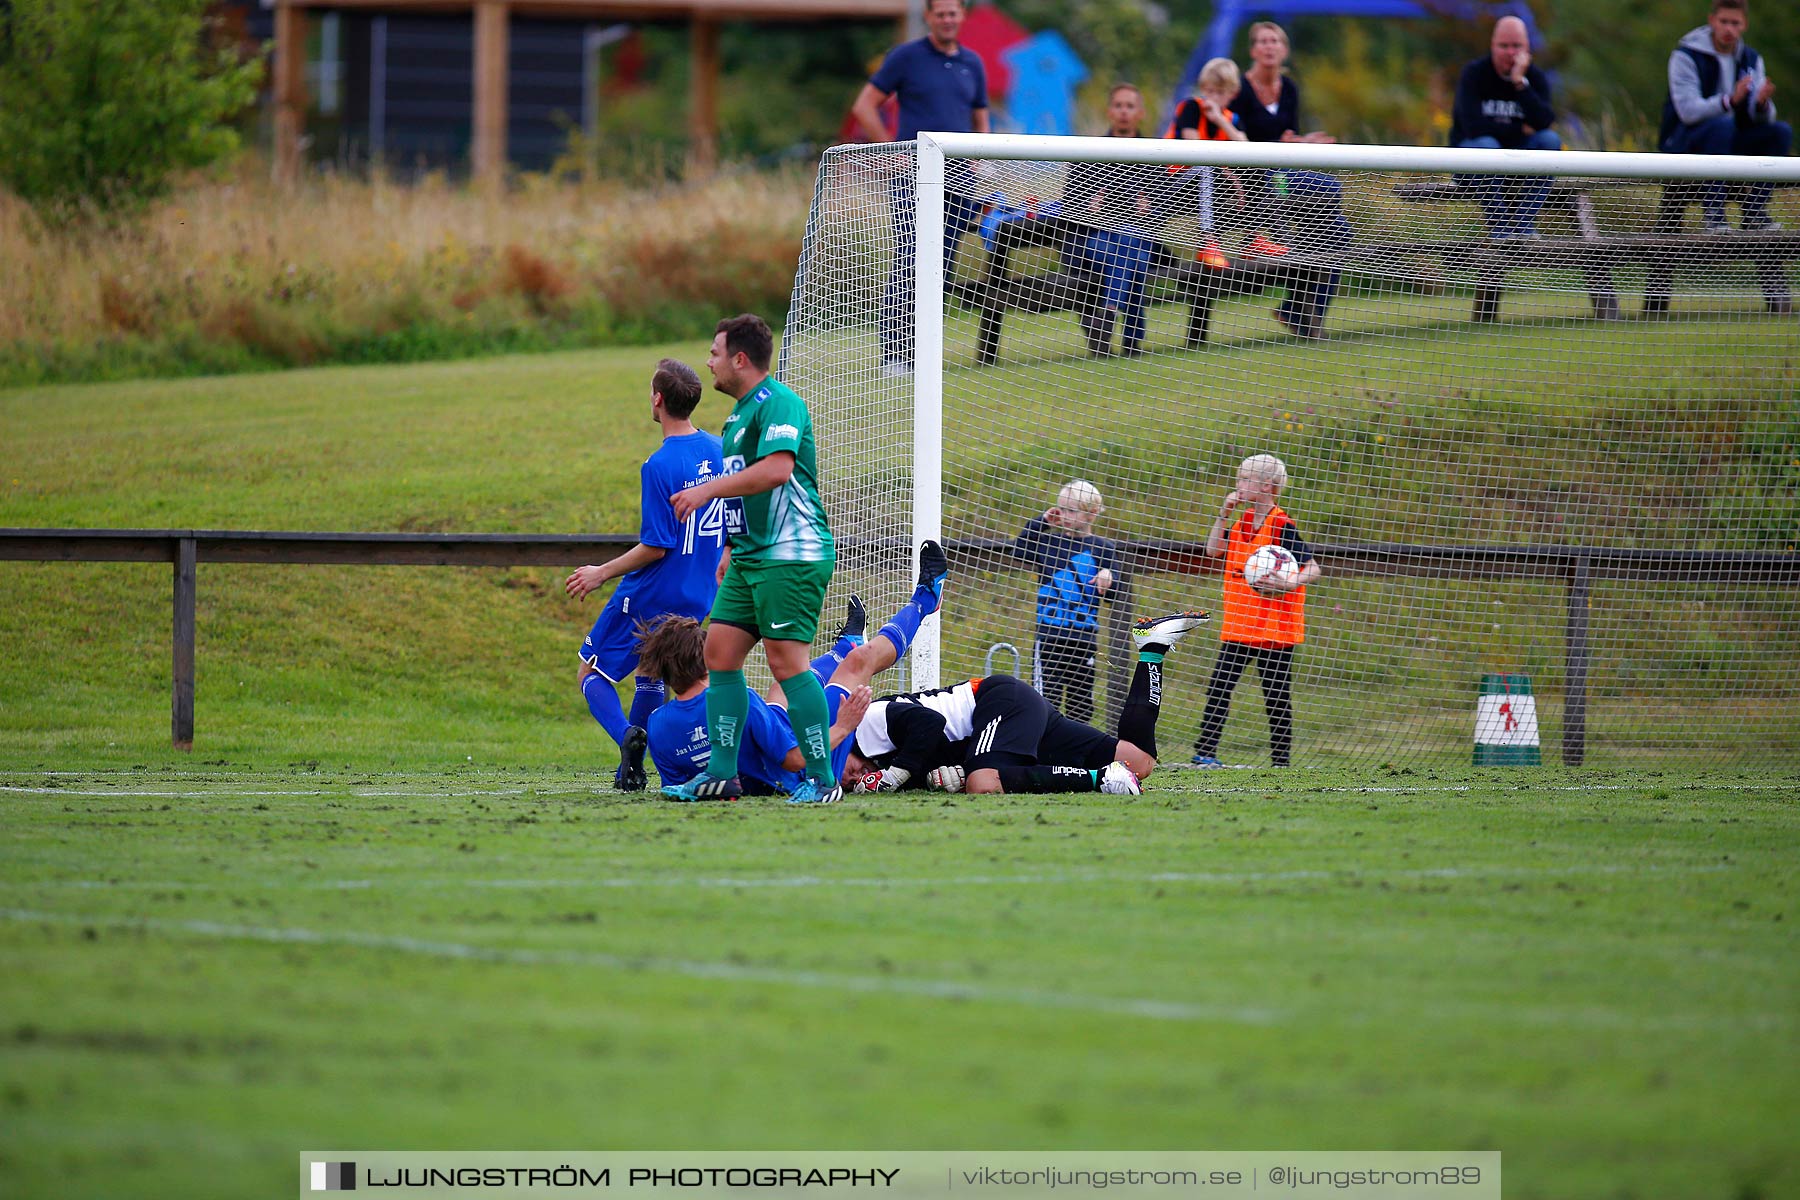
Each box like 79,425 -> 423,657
710,557 -> 835,643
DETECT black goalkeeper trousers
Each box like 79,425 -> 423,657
1193,641 -> 1296,767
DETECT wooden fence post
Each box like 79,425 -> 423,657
173,537 -> 196,750
1563,551 -> 1592,766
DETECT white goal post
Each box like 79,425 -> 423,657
783,132 -> 1800,769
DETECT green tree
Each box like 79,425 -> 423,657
0,0 -> 263,223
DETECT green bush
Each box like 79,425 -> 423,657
0,0 -> 262,224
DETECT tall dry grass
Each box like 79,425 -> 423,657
0,160 -> 813,385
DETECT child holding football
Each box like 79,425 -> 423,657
1191,453 -> 1321,768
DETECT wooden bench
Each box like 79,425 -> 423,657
954,178 -> 1796,363
1644,181 -> 1796,315
951,213 -> 1343,366
1393,177 -> 1626,320
1394,177 -> 1797,318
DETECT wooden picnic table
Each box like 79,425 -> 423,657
950,174 -> 1795,366
1393,176 -> 1796,318
952,212 -> 1342,365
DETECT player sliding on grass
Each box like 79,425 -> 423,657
644,541 -> 949,802
840,609 -> 1210,796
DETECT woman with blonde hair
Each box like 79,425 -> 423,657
1234,20 -> 1351,338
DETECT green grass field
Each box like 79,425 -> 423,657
3,304 -> 1798,1199
3,766 -> 1796,1199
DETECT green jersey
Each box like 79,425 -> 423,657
717,376 -> 835,563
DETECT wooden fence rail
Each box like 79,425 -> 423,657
4,529 -> 1797,761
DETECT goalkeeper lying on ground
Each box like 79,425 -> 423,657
838,610 -> 1210,796
637,541 -> 949,803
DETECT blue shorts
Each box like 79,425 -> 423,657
579,599 -> 641,682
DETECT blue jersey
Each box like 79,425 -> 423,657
647,688 -> 855,792
869,38 -> 989,142
614,431 -> 727,621
648,691 -> 799,791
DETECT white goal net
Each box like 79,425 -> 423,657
781,133 -> 1800,770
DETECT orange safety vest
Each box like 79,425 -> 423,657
1163,99 -> 1237,173
1219,505 -> 1306,647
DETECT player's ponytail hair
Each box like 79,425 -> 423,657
634,615 -> 707,692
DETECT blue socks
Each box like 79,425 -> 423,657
582,673 -> 629,744
585,674 -> 667,747
879,584 -> 940,659
627,676 -> 665,729
809,634 -> 861,686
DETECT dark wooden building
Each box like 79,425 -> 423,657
266,0 -> 911,184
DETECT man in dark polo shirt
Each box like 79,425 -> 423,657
850,0 -> 991,375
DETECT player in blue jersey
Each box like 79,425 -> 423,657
565,358 -> 727,791
642,541 -> 949,801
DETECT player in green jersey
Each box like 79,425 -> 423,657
670,313 -> 842,804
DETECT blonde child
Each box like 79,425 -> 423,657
1165,57 -> 1248,269
1013,480 -> 1119,723
1191,454 -> 1322,767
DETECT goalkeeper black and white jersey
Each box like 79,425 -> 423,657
855,679 -> 981,759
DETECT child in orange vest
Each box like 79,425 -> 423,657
1192,454 -> 1322,767
1166,58 -> 1249,270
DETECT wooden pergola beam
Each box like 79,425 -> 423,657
688,18 -> 719,175
473,0 -> 511,186
280,0 -> 907,15
272,1 -> 308,186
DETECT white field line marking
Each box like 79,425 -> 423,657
0,907 -> 1278,1027
0,862 -> 1734,893
2,906 -> 1783,1035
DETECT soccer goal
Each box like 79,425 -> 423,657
781,133 -> 1800,769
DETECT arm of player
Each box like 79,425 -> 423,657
564,543 -> 668,600
671,451 -> 796,521
828,686 -> 873,750
851,83 -> 894,145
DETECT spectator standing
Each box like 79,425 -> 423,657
1068,84 -> 1163,356
1660,0 -> 1791,231
1450,16 -> 1562,238
1190,454 -> 1321,769
1014,480 -> 1119,725
851,0 -> 991,377
1233,20 -> 1350,338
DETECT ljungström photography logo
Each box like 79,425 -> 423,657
311,1161 -> 356,1191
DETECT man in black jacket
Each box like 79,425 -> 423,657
1450,16 -> 1562,238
